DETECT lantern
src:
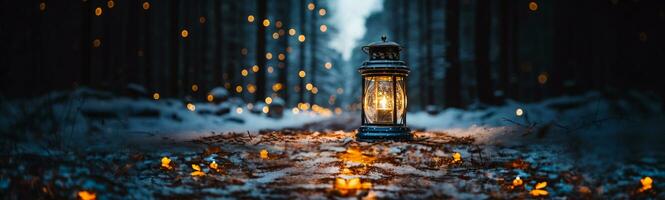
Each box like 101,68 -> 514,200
357,36 -> 411,141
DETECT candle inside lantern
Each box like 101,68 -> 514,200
376,92 -> 393,123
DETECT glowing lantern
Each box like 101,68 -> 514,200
357,35 -> 411,141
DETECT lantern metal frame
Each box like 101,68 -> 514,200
357,36 -> 411,141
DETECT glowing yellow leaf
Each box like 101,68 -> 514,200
361,182 -> 372,189
210,161 -> 218,170
347,178 -> 360,189
161,157 -> 172,170
192,164 -> 201,171
78,190 -> 96,200
640,176 -> 653,192
190,171 -> 205,176
513,176 -> 523,186
529,189 -> 548,196
452,152 -> 462,163
535,181 -> 547,189
335,178 -> 347,188
260,149 -> 269,159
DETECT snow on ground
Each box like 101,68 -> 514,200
1,89 -> 664,199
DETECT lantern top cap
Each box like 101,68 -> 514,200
362,35 -> 402,60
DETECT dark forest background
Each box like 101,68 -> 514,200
1,0 -> 664,112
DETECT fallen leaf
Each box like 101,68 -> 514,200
529,189 -> 548,196
260,149 -> 269,159
535,181 -> 547,189
210,161 -> 218,170
513,176 -> 523,187
452,152 -> 462,163
639,176 -> 653,192
78,190 -> 96,200
192,164 -> 201,171
161,157 -> 172,170
191,171 -> 206,176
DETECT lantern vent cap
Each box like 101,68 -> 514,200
362,35 -> 402,60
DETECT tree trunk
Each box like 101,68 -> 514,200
497,1 -> 511,102
80,0 -> 91,87
475,0 -> 494,105
444,0 -> 462,108
170,0 -> 181,97
309,0 -> 318,105
255,0 -> 267,102
298,0 -> 306,104
215,0 -> 224,87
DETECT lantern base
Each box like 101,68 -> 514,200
356,126 -> 411,142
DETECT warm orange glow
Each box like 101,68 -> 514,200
78,191 -> 97,200
266,52 -> 273,60
640,176 -> 653,192
161,157 -> 172,170
320,24 -> 328,32
339,146 -> 375,164
334,107 -> 342,115
307,2 -> 315,10
334,178 -> 372,191
142,2 -> 150,10
252,65 -> 259,72
311,87 -> 318,94
209,161 -> 219,172
236,107 -> 244,114
318,8 -> 326,16
107,0 -> 114,8
265,97 -> 273,104
92,39 -> 102,48
324,62 -> 332,69
529,1 -> 538,11
95,7 -> 103,16
298,70 -> 306,78
152,92 -> 160,100
241,69 -> 249,76
39,2 -> 46,11
538,72 -> 548,84
272,83 -> 283,91
288,28 -> 296,36
262,19 -> 270,27
181,29 -> 189,38
186,103 -> 196,111
247,15 -> 255,22
247,84 -> 256,94
207,94 -> 214,102
305,83 -> 313,91
513,176 -> 523,187
235,85 -> 243,93
191,84 -> 199,92
530,181 -> 548,196
190,164 -> 205,176
278,53 -> 286,61
292,107 -> 300,114
298,35 -> 306,42
452,152 -> 462,163
262,106 -> 269,113
260,149 -> 269,159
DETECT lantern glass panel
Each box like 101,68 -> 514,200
364,76 -> 393,124
363,76 -> 407,125
396,76 -> 406,124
